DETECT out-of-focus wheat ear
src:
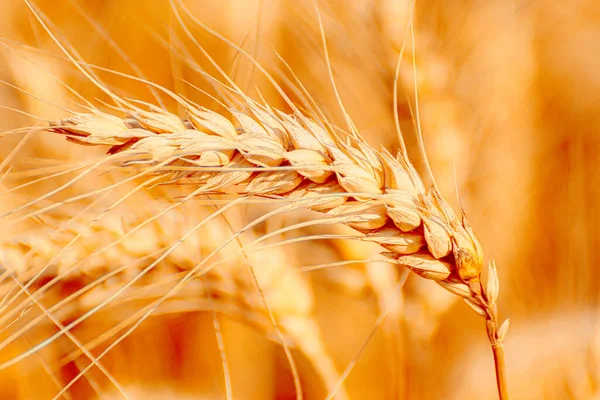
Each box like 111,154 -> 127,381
1,195 -> 348,398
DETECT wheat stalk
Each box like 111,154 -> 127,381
43,90 -> 510,397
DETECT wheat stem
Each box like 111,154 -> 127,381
492,342 -> 509,399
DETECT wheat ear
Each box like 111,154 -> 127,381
45,89 -> 510,397
0,193 -> 350,398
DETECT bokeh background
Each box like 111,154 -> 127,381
0,0 -> 599,399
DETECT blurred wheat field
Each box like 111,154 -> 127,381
0,1 -> 599,399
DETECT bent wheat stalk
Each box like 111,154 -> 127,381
46,91 -> 510,398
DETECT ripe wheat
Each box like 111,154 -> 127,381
0,1 -> 510,396
45,91 -> 509,396
0,194 -> 349,398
